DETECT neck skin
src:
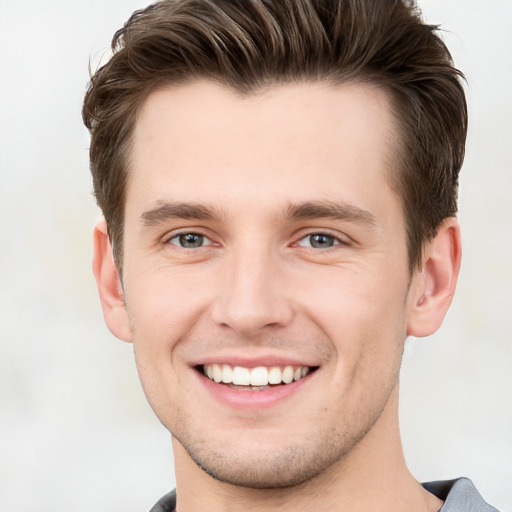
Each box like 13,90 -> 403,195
171,387 -> 442,512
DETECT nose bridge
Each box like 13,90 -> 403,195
211,239 -> 294,335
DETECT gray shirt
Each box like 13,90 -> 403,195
423,478 -> 500,512
149,477 -> 500,511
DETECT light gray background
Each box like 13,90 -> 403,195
0,1 -> 510,511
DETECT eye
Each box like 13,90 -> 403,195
298,233 -> 341,249
168,232 -> 212,249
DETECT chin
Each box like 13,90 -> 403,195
190,447 -> 329,489
173,425 -> 364,490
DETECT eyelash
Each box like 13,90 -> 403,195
296,232 -> 345,250
294,230 -> 352,253
163,230 -> 349,251
165,231 -> 215,249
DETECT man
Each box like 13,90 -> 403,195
82,1 -> 499,510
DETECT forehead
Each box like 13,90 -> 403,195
128,80 -> 400,218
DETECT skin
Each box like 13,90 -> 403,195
93,81 -> 461,512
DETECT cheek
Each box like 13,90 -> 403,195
125,265 -> 213,338
299,263 -> 409,331
297,265 -> 408,379
123,271 -> 200,395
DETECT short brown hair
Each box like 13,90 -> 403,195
83,0 -> 467,274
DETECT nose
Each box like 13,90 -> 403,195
211,246 -> 295,336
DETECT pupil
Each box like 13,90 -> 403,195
180,233 -> 203,248
310,234 -> 334,248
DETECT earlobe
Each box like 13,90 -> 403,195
92,220 -> 132,342
407,218 -> 462,338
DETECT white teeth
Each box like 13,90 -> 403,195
212,363 -> 222,383
282,366 -> 294,384
250,366 -> 269,386
268,366 -> 282,385
221,364 -> 233,384
232,366 -> 251,386
203,364 -> 312,387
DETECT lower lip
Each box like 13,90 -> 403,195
195,370 -> 316,410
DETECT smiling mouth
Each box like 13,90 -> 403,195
200,363 -> 317,390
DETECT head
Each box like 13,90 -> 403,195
84,0 -> 466,494
83,0 -> 467,276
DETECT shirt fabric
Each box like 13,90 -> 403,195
422,478 -> 500,512
148,477 -> 500,512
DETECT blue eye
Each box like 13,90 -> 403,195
299,233 -> 339,249
169,233 -> 210,248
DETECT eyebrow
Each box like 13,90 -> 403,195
140,200 -> 376,227
283,201 -> 377,226
140,201 -> 222,226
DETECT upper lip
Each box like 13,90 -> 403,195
190,353 -> 319,369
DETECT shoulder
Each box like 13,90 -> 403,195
423,478 -> 501,512
148,489 -> 176,512
148,480 -> 501,512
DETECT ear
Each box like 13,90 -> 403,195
407,217 -> 462,337
92,220 -> 132,342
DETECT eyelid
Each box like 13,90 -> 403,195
170,233 -> 213,247
161,228 -> 217,247
294,229 -> 351,248
159,227 -> 351,250
298,234 -> 339,247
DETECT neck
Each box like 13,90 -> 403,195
171,389 -> 442,512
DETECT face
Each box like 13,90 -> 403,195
117,81 -> 420,487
